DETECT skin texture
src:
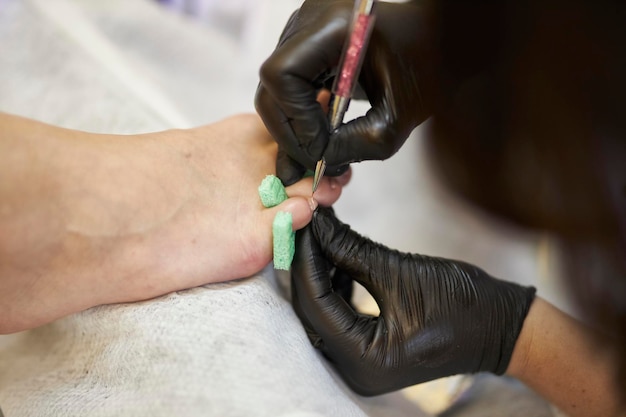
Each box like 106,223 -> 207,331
0,112 -> 350,334
507,298 -> 624,417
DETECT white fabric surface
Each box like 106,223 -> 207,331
0,267 -> 421,417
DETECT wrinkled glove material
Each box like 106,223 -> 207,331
291,207 -> 536,396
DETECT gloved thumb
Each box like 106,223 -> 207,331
292,218 -> 360,347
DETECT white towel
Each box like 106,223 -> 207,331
0,266 -> 425,417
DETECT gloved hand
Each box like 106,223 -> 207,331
291,207 -> 536,396
255,0 -> 434,185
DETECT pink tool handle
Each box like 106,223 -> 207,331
334,12 -> 376,98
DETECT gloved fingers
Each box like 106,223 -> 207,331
323,106 -> 411,167
330,267 -> 354,307
255,86 -> 312,177
274,144 -> 351,186
290,265 -> 354,349
292,223 -> 364,344
260,7 -> 351,95
276,147 -> 307,186
256,88 -> 352,185
291,275 -> 324,349
255,81 -> 330,175
257,7 -> 354,171
310,207 -> 400,296
319,1 -> 431,167
323,162 -> 352,178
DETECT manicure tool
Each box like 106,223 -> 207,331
312,0 -> 377,193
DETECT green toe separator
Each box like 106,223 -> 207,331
258,175 -> 295,270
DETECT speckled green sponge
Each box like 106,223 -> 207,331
258,175 -> 289,208
258,174 -> 295,270
271,211 -> 295,270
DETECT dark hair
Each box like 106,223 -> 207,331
425,0 -> 626,391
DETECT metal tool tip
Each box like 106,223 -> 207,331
312,159 -> 327,194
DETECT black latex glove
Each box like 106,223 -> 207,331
291,207 -> 536,396
255,0 -> 434,185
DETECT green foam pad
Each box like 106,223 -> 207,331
272,211 -> 295,270
258,175 -> 288,208
257,174 -> 295,270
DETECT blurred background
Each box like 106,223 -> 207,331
0,0 -> 575,414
